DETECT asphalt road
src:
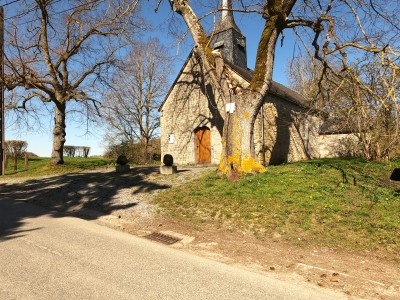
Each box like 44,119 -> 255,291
0,197 -> 348,300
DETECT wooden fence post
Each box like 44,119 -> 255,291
25,152 -> 28,170
13,152 -> 17,171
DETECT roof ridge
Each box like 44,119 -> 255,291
222,58 -> 309,108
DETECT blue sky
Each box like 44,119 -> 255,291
3,0 -> 297,157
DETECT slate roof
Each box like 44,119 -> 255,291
159,52 -> 310,111
224,60 -> 310,109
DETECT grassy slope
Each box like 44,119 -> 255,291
3,157 -> 114,177
154,158 -> 400,261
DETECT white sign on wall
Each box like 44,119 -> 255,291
168,133 -> 174,144
226,102 -> 235,113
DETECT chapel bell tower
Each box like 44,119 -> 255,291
210,0 -> 248,69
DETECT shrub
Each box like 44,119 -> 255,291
104,139 -> 161,164
163,154 -> 173,166
116,155 -> 129,165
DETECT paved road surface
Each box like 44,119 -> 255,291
0,197 -> 348,299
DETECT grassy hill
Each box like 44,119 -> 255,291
154,158 -> 400,261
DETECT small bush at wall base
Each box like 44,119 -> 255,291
163,154 -> 174,166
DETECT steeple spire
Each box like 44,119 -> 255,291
216,0 -> 240,33
210,0 -> 247,69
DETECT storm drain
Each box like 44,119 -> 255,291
144,232 -> 182,245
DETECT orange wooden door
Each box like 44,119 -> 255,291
195,127 -> 211,164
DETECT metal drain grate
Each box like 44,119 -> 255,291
144,232 -> 182,245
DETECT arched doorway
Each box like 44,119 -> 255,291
195,127 -> 211,164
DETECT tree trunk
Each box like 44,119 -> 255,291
218,93 -> 266,176
144,139 -> 149,163
217,17 -> 282,176
51,102 -> 66,165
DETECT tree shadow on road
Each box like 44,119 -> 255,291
0,166 -> 170,242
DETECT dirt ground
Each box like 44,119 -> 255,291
1,166 -> 399,299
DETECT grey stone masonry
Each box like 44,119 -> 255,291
160,165 -> 178,175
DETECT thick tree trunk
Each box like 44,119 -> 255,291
51,102 -> 66,165
217,18 -> 282,176
143,139 -> 149,163
218,93 -> 266,176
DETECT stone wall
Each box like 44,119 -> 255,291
254,95 -> 321,165
317,133 -> 360,158
160,56 -> 225,165
253,94 -> 359,164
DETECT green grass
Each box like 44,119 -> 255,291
2,157 -> 114,177
154,158 -> 400,261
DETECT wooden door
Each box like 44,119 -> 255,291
195,127 -> 211,164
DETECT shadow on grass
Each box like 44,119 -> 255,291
0,166 -> 170,242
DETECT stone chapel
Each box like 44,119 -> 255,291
159,0 -> 353,166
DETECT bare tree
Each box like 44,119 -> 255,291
102,38 -> 172,162
160,0 -> 400,175
289,54 -> 400,161
2,0 -> 142,164
287,56 -> 323,108
63,145 -> 76,158
328,55 -> 400,161
5,140 -> 28,158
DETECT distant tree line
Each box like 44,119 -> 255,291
63,146 -> 91,158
